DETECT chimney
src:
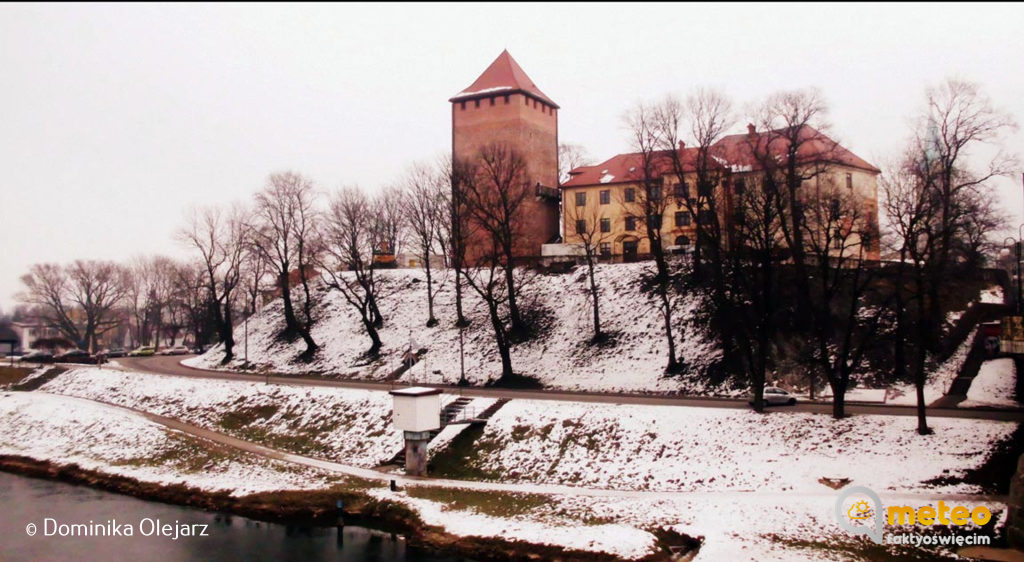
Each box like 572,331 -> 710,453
747,123 -> 756,136
678,140 -> 686,150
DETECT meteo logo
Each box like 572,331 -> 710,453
835,486 -> 992,545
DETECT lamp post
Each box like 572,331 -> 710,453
1003,232 -> 1024,315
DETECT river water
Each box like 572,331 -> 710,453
0,471 -> 466,561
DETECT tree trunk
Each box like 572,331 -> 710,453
425,261 -> 437,327
221,303 -> 235,363
586,253 -> 601,340
660,284 -> 678,373
486,300 -> 513,379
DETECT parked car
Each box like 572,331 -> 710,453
128,346 -> 156,357
159,346 -> 190,356
190,345 -> 209,355
748,386 -> 798,406
104,348 -> 127,358
54,349 -> 96,364
20,350 -> 54,364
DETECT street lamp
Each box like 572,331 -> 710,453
1002,230 -> 1024,315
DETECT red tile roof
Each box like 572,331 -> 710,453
450,50 -> 558,108
713,125 -> 880,174
563,126 -> 879,188
562,147 -> 709,188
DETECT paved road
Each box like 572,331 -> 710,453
117,355 -> 1024,422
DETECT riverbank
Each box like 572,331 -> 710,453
0,456 -> 695,561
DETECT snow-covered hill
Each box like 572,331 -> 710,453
189,263 -> 731,394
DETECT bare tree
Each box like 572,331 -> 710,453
621,101 -> 681,373
885,78 -> 1017,434
180,204 -> 251,363
19,263 -> 83,347
462,246 -> 516,381
252,172 -> 320,360
565,192 -> 611,341
802,184 -> 887,418
558,142 -> 592,185
318,186 -> 388,358
401,162 -> 448,327
20,261 -> 128,352
462,142 -> 533,339
444,155 -> 475,327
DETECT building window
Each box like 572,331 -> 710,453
846,173 -> 853,189
647,183 -> 662,201
575,191 -> 586,206
861,231 -> 873,251
830,198 -> 841,221
600,218 -> 611,233
675,211 -> 691,227
625,216 -> 637,231
699,181 -> 713,198
673,182 -> 688,199
576,219 -> 587,235
599,242 -> 612,257
734,178 -> 746,195
624,187 -> 636,203
698,209 -> 715,225
675,235 -> 691,246
833,228 -> 844,250
647,213 -> 662,230
599,190 -> 610,205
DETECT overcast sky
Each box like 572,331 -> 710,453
2,2 -> 1023,312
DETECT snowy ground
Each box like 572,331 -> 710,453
39,367 -> 410,467
436,399 -> 1014,495
9,367 -> 1018,560
186,263 -> 731,395
0,391 -> 336,496
886,328 -> 976,406
961,358 -> 1020,408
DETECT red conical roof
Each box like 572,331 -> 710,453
449,50 -> 558,108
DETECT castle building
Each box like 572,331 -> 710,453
450,51 -> 881,264
561,125 -> 881,262
449,50 -> 561,261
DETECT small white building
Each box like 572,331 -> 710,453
389,386 -> 442,476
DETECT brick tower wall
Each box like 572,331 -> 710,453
452,92 -> 560,261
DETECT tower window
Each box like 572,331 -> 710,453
474,99 -> 480,108
490,97 -> 495,106
460,101 -> 466,110
504,95 -> 510,104
525,96 -> 529,106
575,191 -> 586,206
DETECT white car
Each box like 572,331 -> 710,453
749,386 -> 797,406
159,346 -> 190,356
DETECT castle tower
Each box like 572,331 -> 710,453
450,50 -> 560,260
